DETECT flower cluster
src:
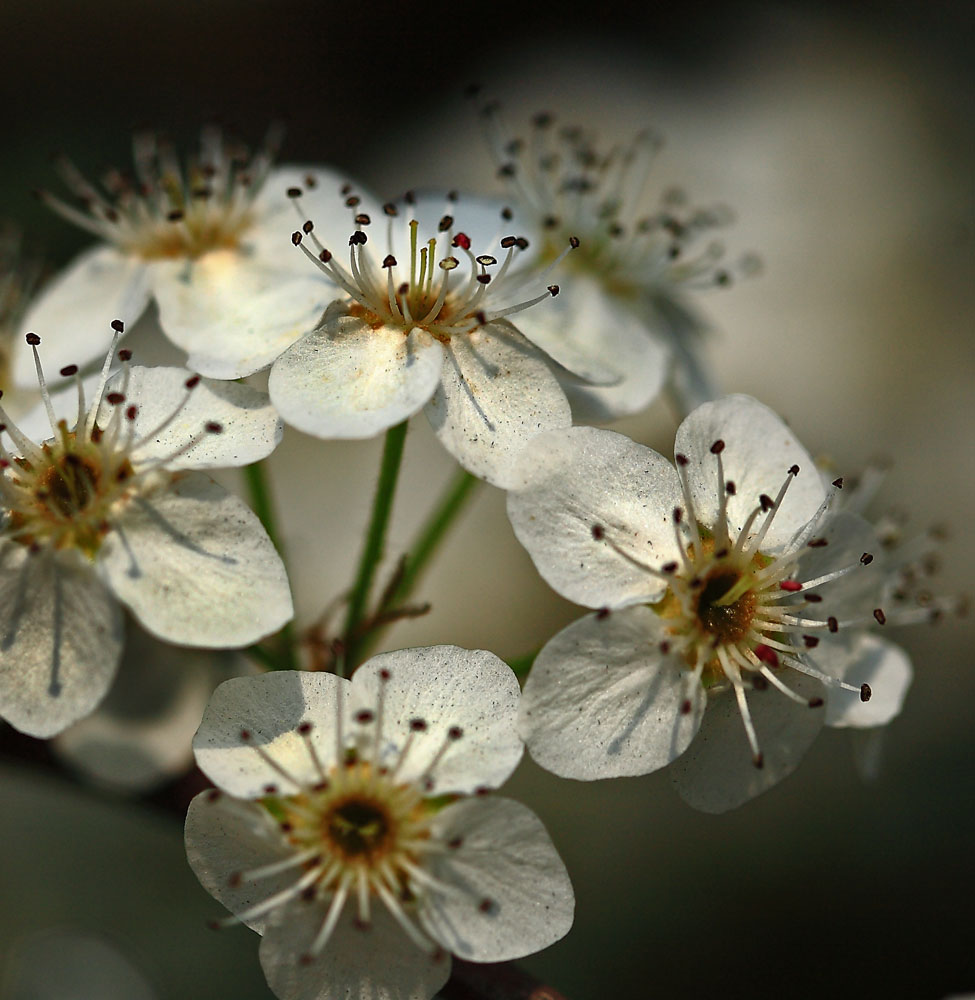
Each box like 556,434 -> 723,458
0,113 -> 957,1000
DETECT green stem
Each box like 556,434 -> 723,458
357,468 -> 480,662
243,460 -> 298,672
342,421 -> 409,672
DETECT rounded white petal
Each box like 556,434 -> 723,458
98,473 -> 293,648
421,796 -> 573,962
98,366 -> 283,469
260,898 -> 450,1000
151,253 -> 335,379
425,321 -> 571,488
269,308 -> 443,439
820,633 -> 913,728
184,789 -> 299,934
14,245 -> 151,387
351,647 -> 523,795
507,426 -> 683,608
670,670 -> 825,813
675,395 -> 826,551
193,670 -> 341,799
519,606 -> 703,779
0,547 -> 123,738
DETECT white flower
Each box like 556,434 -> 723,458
481,106 -> 758,417
184,648 -> 574,1000
507,395 -> 915,812
269,190 -> 584,487
19,128 -> 353,382
0,327 -> 293,738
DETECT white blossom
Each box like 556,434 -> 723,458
185,648 -> 574,1000
269,190 -> 586,487
481,105 -> 759,417
508,395 -> 916,812
19,128 -> 353,382
0,327 -> 292,738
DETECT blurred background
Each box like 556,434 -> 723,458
0,1 -> 972,998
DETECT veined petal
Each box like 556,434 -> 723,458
351,647 -> 523,795
99,366 -> 283,470
269,308 -> 444,439
507,426 -> 683,608
98,473 -> 292,648
670,671 -> 825,813
675,395 -> 826,551
260,899 -> 450,1000
14,245 -> 151,387
519,606 -> 702,779
820,633 -> 912,729
193,670 -> 338,799
185,789 -> 298,934
151,252 -> 334,379
421,797 -> 573,962
0,546 -> 123,738
425,321 -> 570,488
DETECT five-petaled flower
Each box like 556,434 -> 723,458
270,190 -> 589,487
0,326 -> 292,738
184,647 -> 574,1000
507,395 -> 913,812
19,127 -> 354,382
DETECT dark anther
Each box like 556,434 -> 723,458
111,318 -> 125,333
476,274 -> 491,285
675,453 -> 689,467
404,190 -> 416,205
807,538 -> 828,548
354,213 -> 371,226
59,365 -> 79,377
167,210 -> 184,222
383,203 -> 398,216
547,284 -> 560,296
860,683 -> 872,702
291,231 -> 302,246
806,593 -> 823,603
447,836 -> 463,849
448,726 -> 464,740
25,332 -> 41,346
725,481 -> 737,495
354,710 -> 374,724
832,477 -> 844,489
759,494 -> 775,512
205,422 -> 223,434
125,405 -> 137,420
382,255 -> 397,269
498,163 -> 516,179
516,237 -> 529,249
569,235 -> 580,249
118,348 -> 132,361
802,635 -> 820,648
827,616 -> 839,633
206,789 -> 221,803
808,697 -> 825,708
438,215 -> 454,232
349,231 -> 367,246
410,718 -> 427,732
319,249 -> 332,263
478,898 -> 495,914
710,439 -> 725,455
591,524 -> 605,540
662,561 -> 678,574
673,507 -> 683,524
753,752 -> 764,769
789,464 -> 800,476
475,310 -> 487,327
297,721 -> 313,735
345,195 -> 360,208
302,220 -> 314,234
106,392 -> 125,405
659,641 -> 671,654
714,271 -> 730,286
680,699 -> 692,715
286,187 -> 302,198
860,553 -> 874,565
500,236 -> 518,249
501,207 -> 513,220
263,783 -> 277,795
873,608 -> 886,625
185,375 -> 201,389
596,607 -> 611,620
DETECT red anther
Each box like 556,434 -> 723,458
354,710 -> 374,724
106,392 -> 126,405
591,524 -> 604,540
205,421 -> 223,433
125,405 -> 137,421
117,349 -> 133,362
680,699 -> 692,715
409,718 -> 428,732
596,606 -> 611,620
379,668 -> 391,681
873,608 -> 887,625
447,726 -> 464,740
452,232 -> 472,251
319,249 -> 332,263
675,453 -> 689,467
710,439 -> 725,455
185,375 -> 201,389
297,721 -> 313,735
780,579 -> 803,592
754,644 -> 779,668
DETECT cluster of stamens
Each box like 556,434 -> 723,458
289,187 -> 577,342
0,323 -> 221,556
592,439 -> 884,768
35,126 -> 281,260
478,101 -> 759,292
208,669 -> 491,965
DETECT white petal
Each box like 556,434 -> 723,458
193,670 -> 341,799
506,426 -> 683,608
519,607 -> 703,779
151,253 -> 335,379
260,898 -> 450,1000
670,670 -> 825,813
421,796 -> 573,962
675,395 -> 826,551
98,366 -> 283,469
269,307 -> 443,439
819,633 -> 912,728
0,547 -> 123,738
98,473 -> 293,648
14,245 -> 151,388
184,789 -> 300,934
425,321 -> 571,488
351,647 -> 523,795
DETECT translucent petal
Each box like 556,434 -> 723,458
425,321 -> 570,488
519,606 -> 703,779
98,473 -> 292,648
421,797 -> 573,961
819,633 -> 912,728
507,426 -> 683,608
0,547 -> 123,738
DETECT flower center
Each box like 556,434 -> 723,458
694,568 -> 757,643
323,795 -> 394,862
